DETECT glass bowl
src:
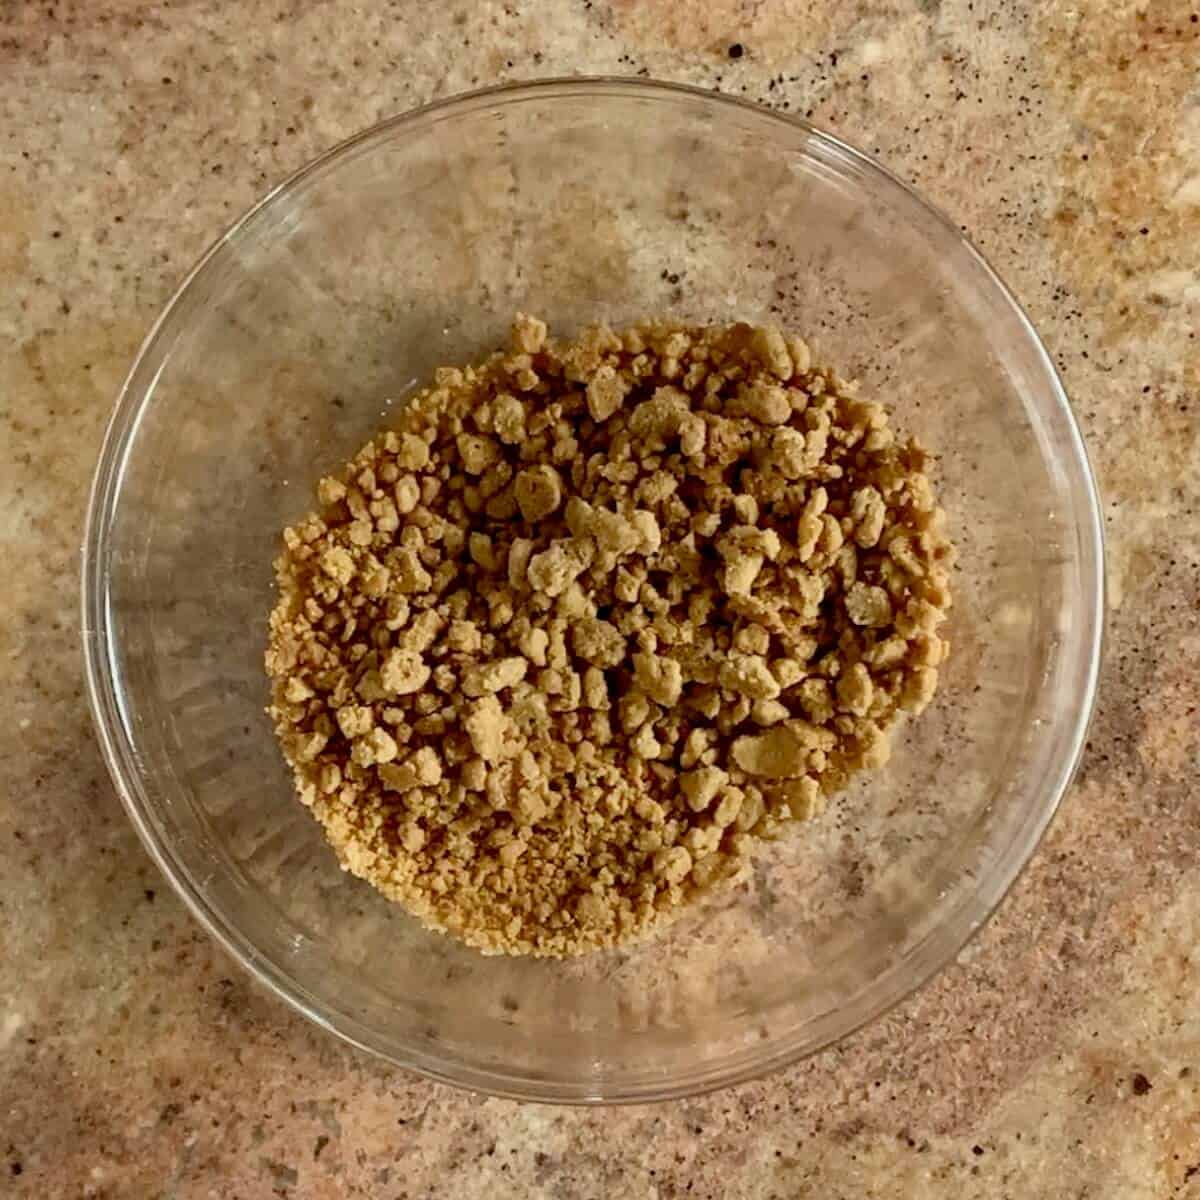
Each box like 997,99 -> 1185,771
82,78 -> 1103,1103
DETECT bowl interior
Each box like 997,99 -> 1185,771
85,80 -> 1101,1101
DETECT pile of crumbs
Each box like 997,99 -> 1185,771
265,315 -> 954,957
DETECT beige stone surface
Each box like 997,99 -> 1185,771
1,1 -> 1197,1196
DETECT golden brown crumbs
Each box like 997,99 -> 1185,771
265,315 -> 954,957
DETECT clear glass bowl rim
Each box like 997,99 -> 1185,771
81,76 -> 1105,1104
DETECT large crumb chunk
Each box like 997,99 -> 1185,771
462,656 -> 528,697
464,694 -> 518,762
380,647 -> 430,696
680,766 -> 728,813
586,363 -> 629,422
731,724 -> 828,778
846,582 -> 893,627
515,465 -> 564,523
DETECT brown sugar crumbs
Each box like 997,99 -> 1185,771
265,316 -> 954,957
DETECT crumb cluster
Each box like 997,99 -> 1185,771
265,315 -> 954,956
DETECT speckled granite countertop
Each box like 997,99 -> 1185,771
2,2 -> 1198,1196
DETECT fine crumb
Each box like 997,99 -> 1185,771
265,316 -> 954,957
